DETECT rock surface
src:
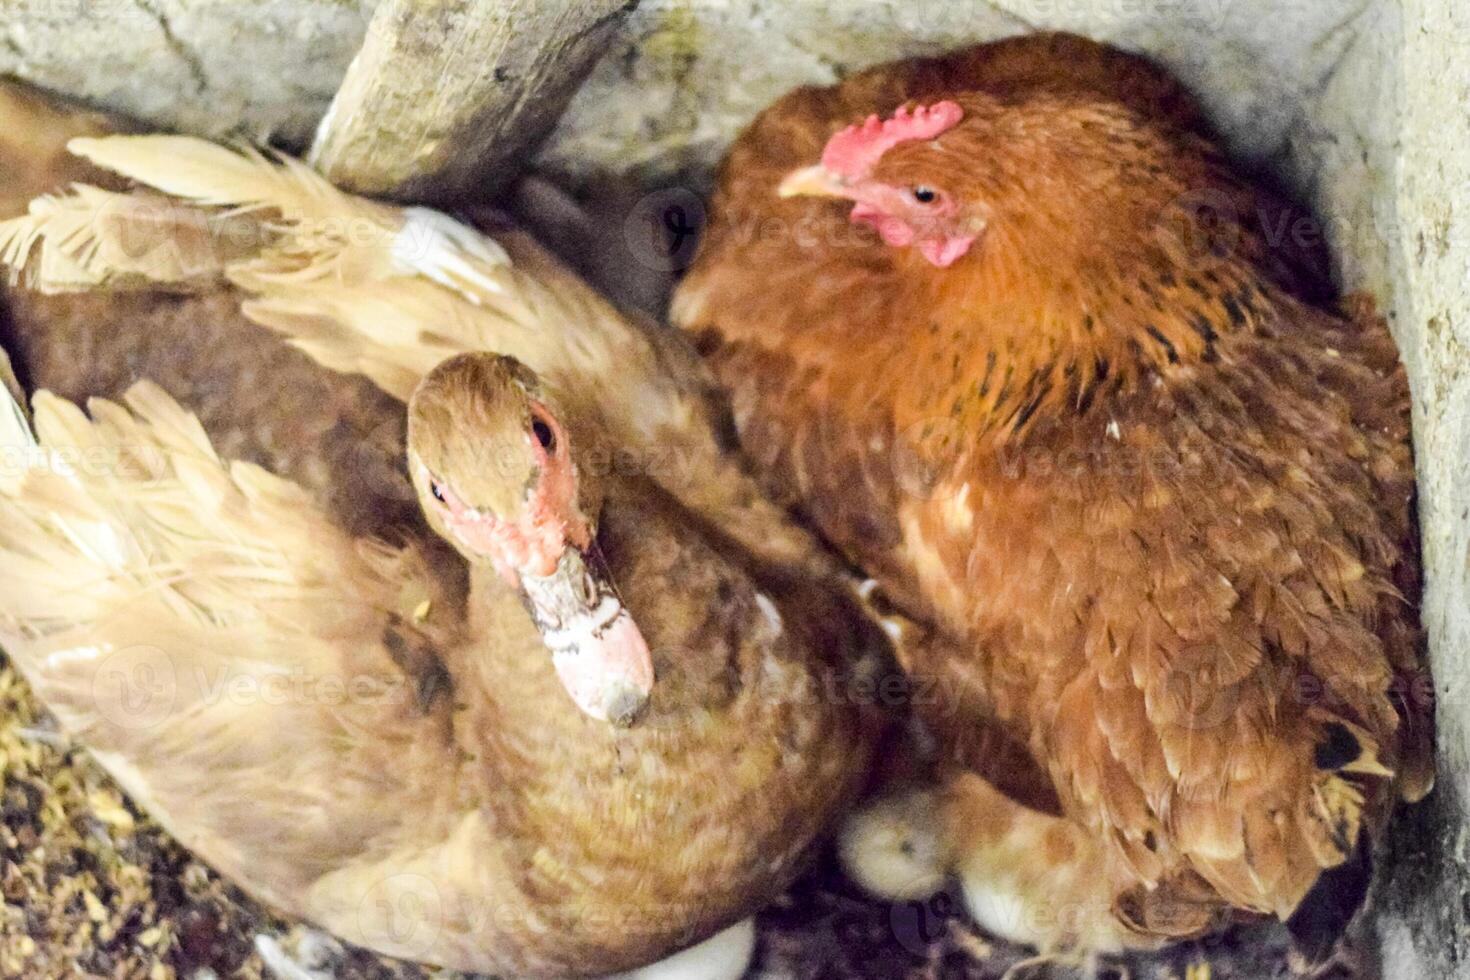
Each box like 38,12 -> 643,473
1372,1 -> 1470,977
0,0 -> 373,146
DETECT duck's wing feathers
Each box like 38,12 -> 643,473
0,375 -> 458,906
1,136 -> 846,575
0,184 -> 253,293
3,136 -> 853,586
0,346 -> 26,443
4,136 -> 722,461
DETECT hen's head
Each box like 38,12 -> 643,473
778,94 -> 1210,274
780,101 -> 982,267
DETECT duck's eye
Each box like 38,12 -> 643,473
531,417 -> 556,452
430,481 -> 448,504
912,186 -> 938,204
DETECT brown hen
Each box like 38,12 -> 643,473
673,32 -> 1432,968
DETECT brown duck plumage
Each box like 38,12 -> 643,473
0,125 -> 892,975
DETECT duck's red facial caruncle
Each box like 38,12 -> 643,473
778,101 -> 981,268
426,400 -> 581,583
409,354 -> 654,726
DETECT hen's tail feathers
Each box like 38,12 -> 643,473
68,136 -> 387,228
0,347 -> 154,603
1280,720 -> 1393,970
0,136 -> 720,446
0,382 -> 235,634
0,362 -> 446,899
1284,837 -> 1372,971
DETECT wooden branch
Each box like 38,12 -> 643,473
309,0 -> 632,204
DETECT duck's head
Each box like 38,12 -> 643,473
408,352 -> 653,726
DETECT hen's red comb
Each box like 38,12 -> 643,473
820,101 -> 964,179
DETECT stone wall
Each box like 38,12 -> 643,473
0,0 -> 371,146
1374,1 -> 1470,975
0,0 -> 1465,974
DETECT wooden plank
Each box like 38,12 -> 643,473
309,0 -> 632,203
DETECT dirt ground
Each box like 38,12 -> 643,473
1,646 -> 1357,980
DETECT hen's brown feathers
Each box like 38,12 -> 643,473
675,32 -> 1429,956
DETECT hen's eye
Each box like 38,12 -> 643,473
912,186 -> 937,204
430,481 -> 448,504
532,417 -> 557,452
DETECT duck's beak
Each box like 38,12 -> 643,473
778,164 -> 849,199
517,540 -> 654,726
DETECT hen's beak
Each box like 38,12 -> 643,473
517,540 -> 654,726
778,164 -> 849,199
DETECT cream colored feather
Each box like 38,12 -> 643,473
233,228 -> 717,454
0,367 -> 451,916
0,378 -> 435,673
0,353 -> 147,587
67,136 -> 386,227
67,136 -> 517,301
0,346 -> 27,448
0,134 -> 830,576
1,134 -> 717,460
0,184 -> 248,293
